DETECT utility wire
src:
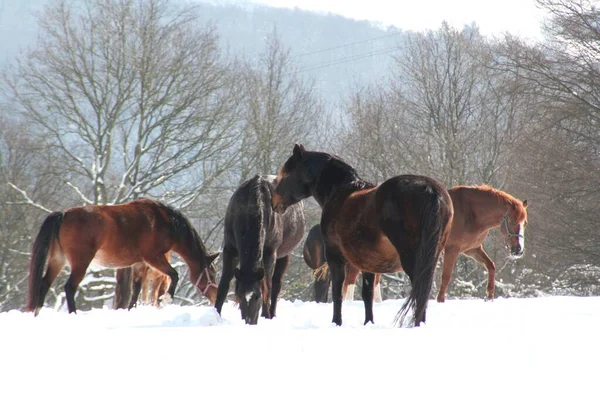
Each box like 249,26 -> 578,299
296,45 -> 405,74
294,31 -> 404,58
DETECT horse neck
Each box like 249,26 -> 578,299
312,162 -> 365,208
173,235 -> 209,277
473,190 -> 512,229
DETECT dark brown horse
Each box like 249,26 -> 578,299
303,224 -> 382,303
114,255 -> 172,310
26,198 -> 219,315
215,175 -> 305,324
272,145 -> 453,327
436,185 -> 528,302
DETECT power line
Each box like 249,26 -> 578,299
296,45 -> 404,74
294,31 -> 403,58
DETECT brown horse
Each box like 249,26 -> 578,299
303,224 -> 382,303
26,198 -> 220,315
436,185 -> 528,303
273,145 -> 453,327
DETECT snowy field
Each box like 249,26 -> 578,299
1,296 -> 598,399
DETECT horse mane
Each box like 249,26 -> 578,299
312,152 -> 375,190
455,184 -> 527,218
158,201 -> 210,258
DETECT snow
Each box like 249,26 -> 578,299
1,296 -> 598,399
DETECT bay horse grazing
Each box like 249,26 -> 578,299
26,198 -> 220,315
303,224 -> 382,303
215,175 -> 305,325
303,224 -> 331,303
272,144 -> 453,327
436,185 -> 528,303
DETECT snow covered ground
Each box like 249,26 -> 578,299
1,296 -> 598,399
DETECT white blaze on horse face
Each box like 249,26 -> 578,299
518,222 -> 525,250
245,292 -> 253,302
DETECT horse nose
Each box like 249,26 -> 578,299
512,245 -> 523,258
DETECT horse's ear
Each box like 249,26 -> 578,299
293,143 -> 305,159
234,268 -> 241,280
207,252 -> 220,264
255,267 -> 265,281
522,199 -> 528,208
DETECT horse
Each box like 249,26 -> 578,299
215,174 -> 305,325
436,185 -> 528,303
114,258 -> 172,310
303,223 -> 382,303
272,144 -> 453,327
26,198 -> 220,315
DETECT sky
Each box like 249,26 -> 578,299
2,296 -> 598,399
245,0 -> 547,41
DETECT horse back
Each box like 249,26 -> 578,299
59,200 -> 173,266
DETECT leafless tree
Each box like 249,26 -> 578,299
237,29 -> 324,182
1,0 -> 244,310
495,0 -> 600,291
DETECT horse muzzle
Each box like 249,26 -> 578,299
272,193 -> 287,214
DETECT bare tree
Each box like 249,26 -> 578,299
496,0 -> 600,290
1,0 -> 243,310
237,29 -> 324,181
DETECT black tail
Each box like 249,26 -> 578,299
395,191 -> 448,327
26,211 -> 63,313
237,176 -> 267,277
114,267 -> 133,309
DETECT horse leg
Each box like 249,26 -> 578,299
38,256 -> 66,311
64,263 -> 91,314
261,249 -> 276,319
215,246 -> 238,315
143,254 -> 179,305
362,272 -> 376,325
437,247 -> 460,303
464,246 -> 496,301
269,255 -> 290,318
114,267 -> 132,310
156,276 -> 169,307
373,273 -> 382,303
127,265 -> 144,310
343,263 -> 360,301
326,247 -> 346,326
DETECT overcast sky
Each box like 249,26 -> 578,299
246,0 -> 546,40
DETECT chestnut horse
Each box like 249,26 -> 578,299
436,185 -> 528,303
215,175 -> 305,324
26,198 -> 219,315
303,223 -> 382,303
273,145 -> 453,327
114,259 -> 172,310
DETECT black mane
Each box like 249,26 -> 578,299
304,151 -> 375,206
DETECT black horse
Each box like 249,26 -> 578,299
272,144 -> 453,327
215,174 -> 305,324
303,224 -> 331,303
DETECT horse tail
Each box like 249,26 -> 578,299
114,267 -> 133,310
395,189 -> 451,327
238,176 -> 266,273
26,211 -> 63,313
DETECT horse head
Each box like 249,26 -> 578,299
501,199 -> 528,258
234,267 -> 265,325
